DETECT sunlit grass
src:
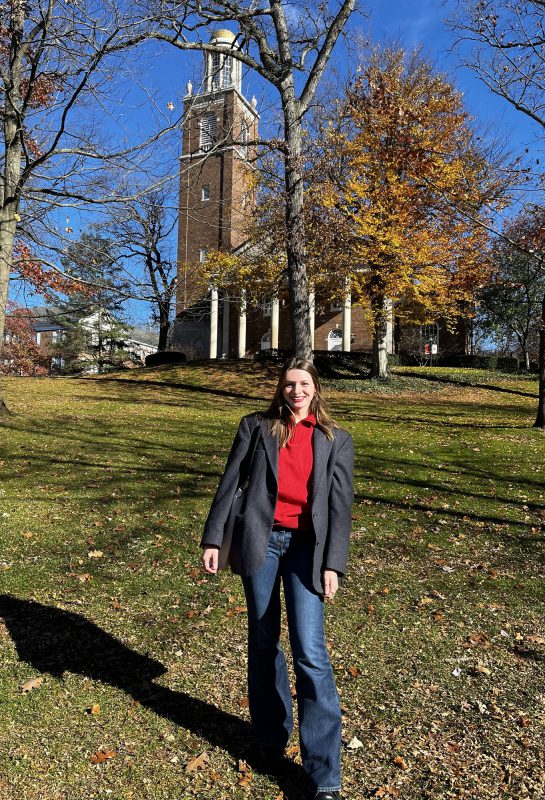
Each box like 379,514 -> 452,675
0,365 -> 544,800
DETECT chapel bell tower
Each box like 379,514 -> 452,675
177,29 -> 259,311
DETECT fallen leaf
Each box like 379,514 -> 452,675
347,736 -> 364,750
90,704 -> 101,715
465,632 -> 491,648
348,666 -> 361,677
237,759 -> 253,786
392,755 -> 409,770
373,787 -> 400,799
185,751 -> 208,773
419,596 -> 434,606
526,635 -> 545,645
67,572 -> 92,582
88,550 -> 103,559
21,676 -> 43,693
90,749 -> 117,764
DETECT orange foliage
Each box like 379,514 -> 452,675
308,48 -> 505,328
1,302 -> 49,376
14,242 -> 90,301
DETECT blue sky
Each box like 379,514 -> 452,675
148,0 -> 540,162
17,1 -> 543,324
367,0 -> 538,146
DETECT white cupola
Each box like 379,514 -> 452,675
204,29 -> 242,94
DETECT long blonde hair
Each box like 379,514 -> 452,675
266,358 -> 337,448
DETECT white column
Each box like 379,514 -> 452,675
343,277 -> 351,352
309,286 -> 315,351
385,298 -> 394,354
271,295 -> 280,350
238,289 -> 247,359
221,296 -> 230,359
209,285 -> 219,359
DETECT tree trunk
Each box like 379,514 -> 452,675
534,292 -> 545,429
0,220 -> 16,415
157,302 -> 170,351
0,219 -> 16,413
282,87 -> 312,360
370,297 -> 389,379
0,1 -> 25,413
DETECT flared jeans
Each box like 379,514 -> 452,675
242,528 -> 342,793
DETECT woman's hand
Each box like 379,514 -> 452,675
202,547 -> 219,574
323,569 -> 339,600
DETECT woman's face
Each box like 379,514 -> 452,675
282,368 -> 316,419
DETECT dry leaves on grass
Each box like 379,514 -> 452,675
90,749 -> 117,764
347,736 -> 364,750
372,786 -> 400,798
21,676 -> 43,693
465,632 -> 491,649
67,572 -> 92,582
237,759 -> 253,788
185,751 -> 209,773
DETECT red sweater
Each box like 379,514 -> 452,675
274,414 -> 315,530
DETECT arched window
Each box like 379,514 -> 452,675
260,331 -> 271,351
221,55 -> 233,88
200,113 -> 217,152
211,52 -> 233,90
327,328 -> 342,351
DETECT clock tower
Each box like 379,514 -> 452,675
177,29 -> 259,312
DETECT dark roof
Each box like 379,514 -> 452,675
127,327 -> 160,346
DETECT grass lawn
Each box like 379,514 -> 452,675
0,363 -> 544,800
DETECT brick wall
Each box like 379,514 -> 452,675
176,88 -> 258,314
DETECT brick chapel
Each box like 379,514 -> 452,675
171,30 -> 463,360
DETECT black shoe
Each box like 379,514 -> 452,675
314,793 -> 341,800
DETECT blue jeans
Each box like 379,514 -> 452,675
242,528 -> 342,793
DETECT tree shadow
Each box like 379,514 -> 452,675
394,370 -> 538,398
0,594 -> 311,799
84,376 -> 270,404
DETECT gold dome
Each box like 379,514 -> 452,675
211,29 -> 236,42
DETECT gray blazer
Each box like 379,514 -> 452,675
201,412 -> 354,594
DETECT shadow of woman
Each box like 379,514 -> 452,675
0,594 -> 311,799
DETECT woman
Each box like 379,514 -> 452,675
202,358 -> 354,800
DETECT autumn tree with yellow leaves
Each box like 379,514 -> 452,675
310,47 -> 507,377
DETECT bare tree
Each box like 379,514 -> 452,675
449,0 -> 545,427
154,0 -> 358,359
0,0 -> 184,413
104,191 -> 184,351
